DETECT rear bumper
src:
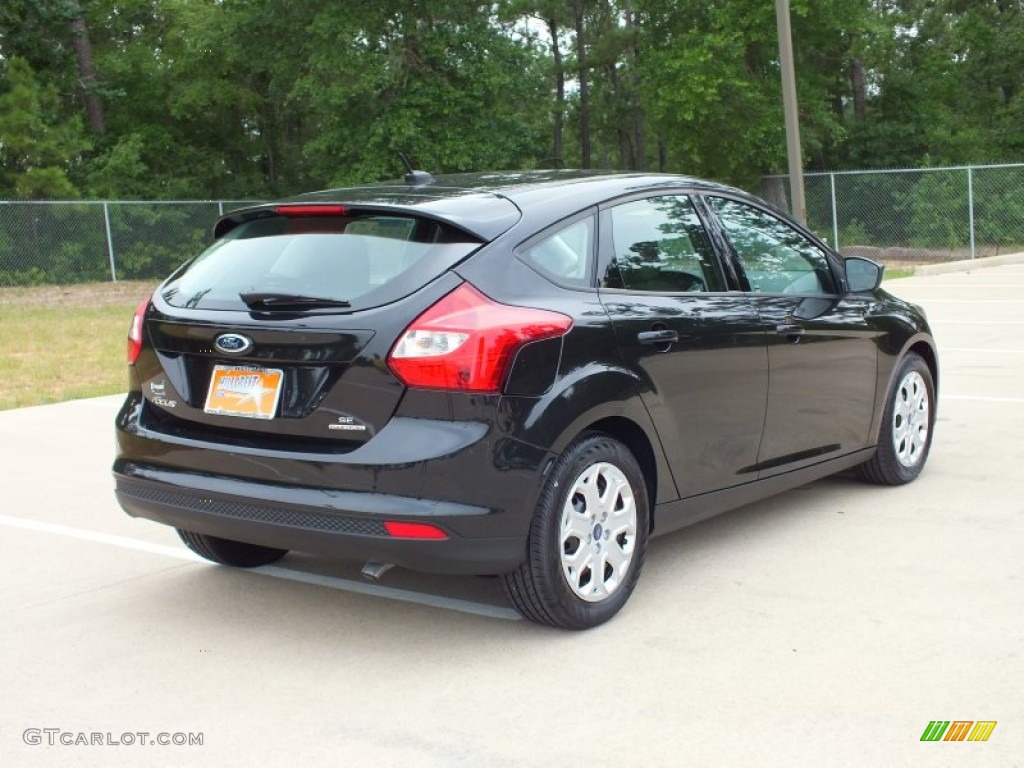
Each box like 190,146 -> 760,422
114,387 -> 553,573
114,467 -> 527,574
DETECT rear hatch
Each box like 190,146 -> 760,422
133,203 -> 494,451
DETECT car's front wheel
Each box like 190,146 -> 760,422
501,434 -> 650,629
177,529 -> 288,567
857,352 -> 935,485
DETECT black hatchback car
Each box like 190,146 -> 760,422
114,170 -> 937,629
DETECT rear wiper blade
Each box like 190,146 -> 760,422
239,291 -> 352,310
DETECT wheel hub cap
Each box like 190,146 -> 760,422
559,462 -> 638,603
892,370 -> 930,468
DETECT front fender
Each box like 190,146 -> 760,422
868,328 -> 939,445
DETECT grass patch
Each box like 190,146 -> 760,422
883,267 -> 915,280
0,281 -> 157,410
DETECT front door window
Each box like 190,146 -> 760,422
707,197 -> 835,295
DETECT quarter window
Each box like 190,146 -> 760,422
708,197 -> 835,295
603,196 -> 725,293
519,217 -> 593,286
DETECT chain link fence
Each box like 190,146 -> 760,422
761,163 -> 1024,264
0,201 -> 261,286
4,166 -> 1024,285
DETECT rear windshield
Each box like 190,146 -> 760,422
160,212 -> 481,311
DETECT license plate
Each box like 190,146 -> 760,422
203,365 -> 284,420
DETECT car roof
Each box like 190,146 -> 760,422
217,171 -> 746,241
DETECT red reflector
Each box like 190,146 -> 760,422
383,521 -> 449,540
274,205 -> 347,217
127,296 -> 150,364
387,283 -> 573,393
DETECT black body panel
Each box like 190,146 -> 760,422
747,295 -> 879,476
598,291 -> 768,496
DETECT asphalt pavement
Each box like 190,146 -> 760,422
1,263 -> 1022,767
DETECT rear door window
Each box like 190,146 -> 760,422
161,212 -> 481,311
602,196 -> 726,293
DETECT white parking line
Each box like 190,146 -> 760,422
889,285 -> 1024,289
942,347 -> 1024,354
0,515 -> 202,560
0,514 -> 521,622
915,299 -> 1024,303
942,395 -> 1024,404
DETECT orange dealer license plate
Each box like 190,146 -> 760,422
203,365 -> 284,420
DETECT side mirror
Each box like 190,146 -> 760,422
845,256 -> 883,293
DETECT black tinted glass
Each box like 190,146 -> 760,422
709,198 -> 835,295
161,214 -> 480,311
519,217 -> 594,287
604,196 -> 725,293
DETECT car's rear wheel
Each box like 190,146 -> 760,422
177,529 -> 288,567
501,434 -> 650,629
857,352 -> 935,485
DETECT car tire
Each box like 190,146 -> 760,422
501,433 -> 650,630
856,352 -> 935,485
177,529 -> 288,567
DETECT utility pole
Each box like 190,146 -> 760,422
775,0 -> 805,224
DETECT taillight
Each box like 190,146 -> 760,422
127,296 -> 150,364
387,283 -> 572,393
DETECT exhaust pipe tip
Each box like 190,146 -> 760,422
360,561 -> 395,581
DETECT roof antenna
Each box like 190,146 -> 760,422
396,150 -> 435,187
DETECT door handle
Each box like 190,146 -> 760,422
638,329 -> 679,345
776,322 -> 805,337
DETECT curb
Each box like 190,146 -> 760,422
912,252 -> 1024,276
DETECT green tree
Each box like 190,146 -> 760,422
296,2 -> 551,184
5,0 -> 1024,204
0,57 -> 89,198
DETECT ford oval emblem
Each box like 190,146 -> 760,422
214,333 -> 253,355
